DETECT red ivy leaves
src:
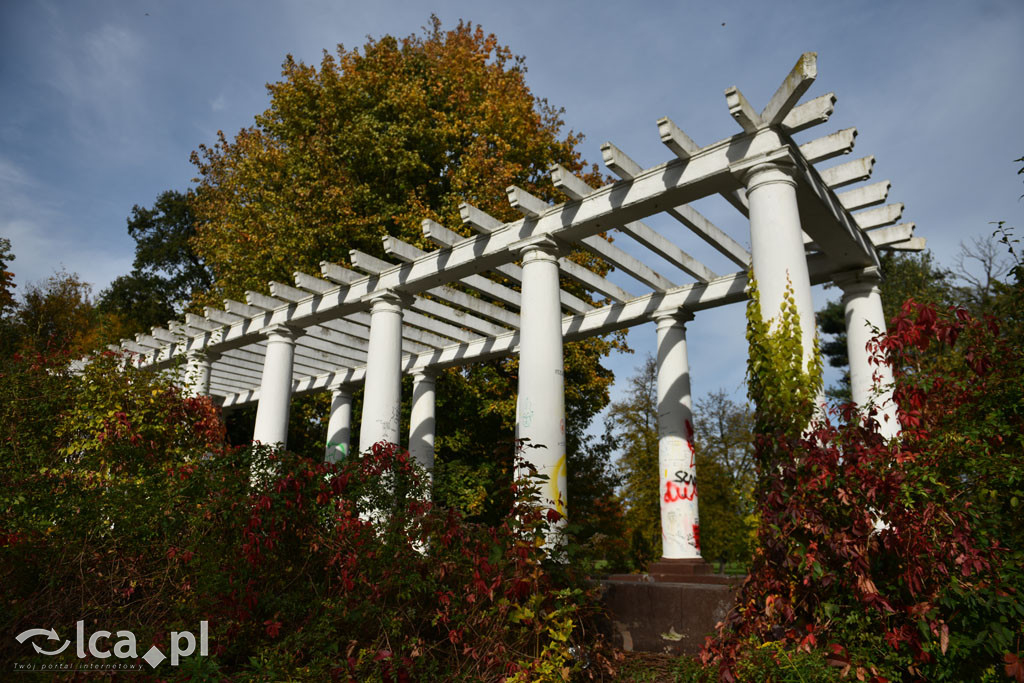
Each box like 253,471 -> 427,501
703,299 -> 1014,679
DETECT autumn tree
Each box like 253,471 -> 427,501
187,18 -> 622,501
7,269 -> 99,358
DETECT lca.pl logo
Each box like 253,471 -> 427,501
15,621 -> 209,670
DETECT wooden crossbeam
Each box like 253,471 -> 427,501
550,163 -> 712,284
558,258 -> 632,302
268,281 -> 309,303
549,163 -> 595,199
725,86 -> 761,132
294,272 -> 336,294
205,307 -> 243,326
507,185 -> 549,217
382,236 -> 521,327
303,324 -> 371,355
459,202 -> 503,233
882,236 -> 926,252
618,222 -> 718,283
577,234 -> 675,291
782,93 -> 836,133
786,147 -> 881,271
247,290 -> 288,310
799,128 -> 857,164
657,117 -> 699,158
601,142 -> 643,179
185,313 -> 220,332
350,250 -> 496,340
838,181 -> 890,211
854,203 -> 903,230
761,52 -> 817,126
590,145 -> 724,280
224,299 -> 264,317
321,261 -> 361,285
655,118 -> 749,216
325,314 -> 449,352
296,336 -> 366,365
219,345 -> 327,380
866,222 -> 915,247
819,156 -> 875,188
423,218 -> 592,314
134,334 -> 162,349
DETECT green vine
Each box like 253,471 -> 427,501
745,274 -> 823,444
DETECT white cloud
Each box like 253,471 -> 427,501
210,93 -> 227,112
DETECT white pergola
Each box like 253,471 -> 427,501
115,54 -> 916,557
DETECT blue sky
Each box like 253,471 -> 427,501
2,0 -> 1022,415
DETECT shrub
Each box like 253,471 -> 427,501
1,349 -> 615,680
700,267 -> 1024,681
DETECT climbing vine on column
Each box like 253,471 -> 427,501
744,275 -> 822,443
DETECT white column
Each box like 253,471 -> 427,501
325,384 -> 352,463
185,351 -> 212,397
252,325 -> 297,447
837,268 -> 899,439
655,309 -> 701,559
515,236 -> 567,534
741,160 -> 818,372
409,371 -> 436,476
359,290 -> 408,452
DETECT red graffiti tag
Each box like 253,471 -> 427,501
692,523 -> 700,551
663,481 -> 697,503
684,419 -> 696,467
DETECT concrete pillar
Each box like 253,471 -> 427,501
515,236 -> 567,534
836,267 -> 899,439
359,290 -> 408,452
742,161 -> 818,372
252,325 -> 297,447
409,371 -> 436,476
325,384 -> 352,463
185,350 -> 212,397
655,309 -> 702,559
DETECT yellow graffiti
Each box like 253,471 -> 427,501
550,454 -> 567,515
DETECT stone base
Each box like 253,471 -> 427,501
647,558 -> 736,585
597,578 -> 739,655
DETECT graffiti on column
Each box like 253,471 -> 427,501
550,453 -> 567,515
663,469 -> 697,502
685,419 -> 696,467
376,405 -> 401,438
518,397 -> 534,429
660,430 -> 700,554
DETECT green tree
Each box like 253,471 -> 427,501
692,391 -> 756,569
0,237 -> 15,316
98,189 -> 212,337
608,356 -> 660,562
609,357 -> 754,569
187,18 -> 622,485
0,237 -> 17,355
